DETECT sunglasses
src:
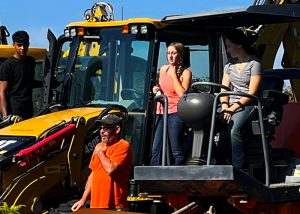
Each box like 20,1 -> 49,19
99,125 -> 116,131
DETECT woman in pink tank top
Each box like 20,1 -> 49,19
151,42 -> 192,166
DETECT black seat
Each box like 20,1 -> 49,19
252,74 -> 288,136
245,74 -> 290,182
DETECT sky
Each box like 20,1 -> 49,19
0,0 -> 254,48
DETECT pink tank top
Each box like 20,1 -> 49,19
156,68 -> 182,114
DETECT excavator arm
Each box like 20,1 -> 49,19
0,26 -> 9,45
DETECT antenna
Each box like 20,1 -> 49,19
122,6 -> 124,20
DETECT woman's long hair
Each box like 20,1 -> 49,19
168,42 -> 187,77
225,29 -> 258,57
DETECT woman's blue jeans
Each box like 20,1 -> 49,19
229,105 -> 256,169
150,113 -> 185,166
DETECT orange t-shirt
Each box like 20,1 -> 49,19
156,68 -> 183,114
89,139 -> 132,209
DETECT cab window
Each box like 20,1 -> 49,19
157,43 -> 210,82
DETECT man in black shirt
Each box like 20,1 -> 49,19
0,31 -> 35,120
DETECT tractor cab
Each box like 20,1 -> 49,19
45,2 -> 212,168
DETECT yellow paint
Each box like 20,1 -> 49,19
13,176 -> 46,206
89,42 -> 100,56
78,43 -> 87,56
273,0 -> 285,4
0,107 -> 104,137
67,18 -> 163,29
0,45 -> 47,60
0,150 -> 7,154
44,164 -> 67,175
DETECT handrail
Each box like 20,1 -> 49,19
14,124 -> 77,166
191,81 -> 231,92
154,94 -> 169,166
206,91 -> 270,186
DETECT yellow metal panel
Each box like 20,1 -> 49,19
28,48 -> 47,60
0,107 -> 104,137
0,45 -> 47,60
254,23 -> 288,70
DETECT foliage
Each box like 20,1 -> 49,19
0,202 -> 25,214
283,84 -> 295,102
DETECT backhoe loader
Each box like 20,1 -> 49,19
1,1 -> 300,213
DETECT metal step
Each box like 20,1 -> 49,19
134,165 -> 300,203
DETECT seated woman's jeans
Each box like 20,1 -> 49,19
150,113 -> 185,166
229,105 -> 256,169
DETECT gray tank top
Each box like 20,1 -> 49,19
224,56 -> 262,104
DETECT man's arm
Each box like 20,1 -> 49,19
0,81 -> 8,118
71,172 -> 92,211
96,143 -> 119,176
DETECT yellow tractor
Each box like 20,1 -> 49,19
1,1 -> 300,213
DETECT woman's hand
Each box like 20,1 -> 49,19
222,109 -> 233,123
152,85 -> 161,94
221,105 -> 238,123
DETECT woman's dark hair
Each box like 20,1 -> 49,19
225,29 -> 257,56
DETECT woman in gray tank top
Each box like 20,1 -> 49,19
220,29 -> 262,169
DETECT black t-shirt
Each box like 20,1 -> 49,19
0,56 -> 36,119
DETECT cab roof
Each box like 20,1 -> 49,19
162,4 -> 300,28
66,4 -> 300,34
67,18 -> 163,29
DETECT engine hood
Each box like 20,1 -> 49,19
0,107 -> 103,138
